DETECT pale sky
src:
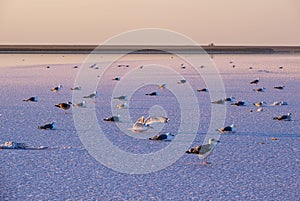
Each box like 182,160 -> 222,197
1,0 -> 299,45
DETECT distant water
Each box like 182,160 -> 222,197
1,53 -> 300,69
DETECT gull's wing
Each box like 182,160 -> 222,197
135,116 -> 145,124
145,116 -> 169,125
132,122 -> 147,132
198,144 -> 214,155
198,143 -> 219,159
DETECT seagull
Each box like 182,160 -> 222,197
159,84 -> 167,89
212,99 -> 225,104
186,138 -> 220,164
23,96 -> 38,102
197,88 -> 208,92
177,79 -> 186,84
112,77 -> 120,81
274,85 -> 285,90
250,78 -> 260,84
131,116 -> 169,132
117,64 -> 129,68
225,97 -> 236,102
148,132 -> 174,141
55,102 -> 72,111
144,116 -> 169,124
71,86 -> 81,90
38,122 -> 57,130
73,101 -> 86,108
117,103 -> 127,109
83,91 -> 98,98
180,63 -> 186,69
51,84 -> 63,92
90,64 -> 96,68
231,101 -> 248,106
114,95 -> 128,101
217,124 -> 236,133
253,87 -> 266,92
145,92 -> 157,96
254,101 -> 267,107
271,101 -> 288,106
0,141 -> 28,149
73,65 -> 78,68
273,113 -> 292,121
257,107 -> 263,112
131,116 -> 150,132
103,115 -> 121,122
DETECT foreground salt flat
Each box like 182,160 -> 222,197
0,54 -> 299,200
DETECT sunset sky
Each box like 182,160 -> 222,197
1,0 -> 299,45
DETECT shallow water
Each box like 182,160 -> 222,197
0,53 -> 299,200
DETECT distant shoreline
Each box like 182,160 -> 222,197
0,45 -> 300,54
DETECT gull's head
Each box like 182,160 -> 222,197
287,112 -> 292,116
52,122 -> 57,129
230,124 -> 236,128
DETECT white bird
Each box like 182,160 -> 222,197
186,138 -> 220,164
144,116 -> 169,124
148,132 -> 174,141
180,63 -> 186,69
71,86 -> 81,90
83,91 -> 98,98
0,141 -> 28,149
131,116 -> 169,132
217,124 -> 237,133
271,101 -> 288,106
51,84 -> 63,92
257,107 -> 263,112
73,101 -> 86,108
132,116 -> 150,132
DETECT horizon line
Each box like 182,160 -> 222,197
1,44 -> 300,54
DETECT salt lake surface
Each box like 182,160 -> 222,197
0,53 -> 299,200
